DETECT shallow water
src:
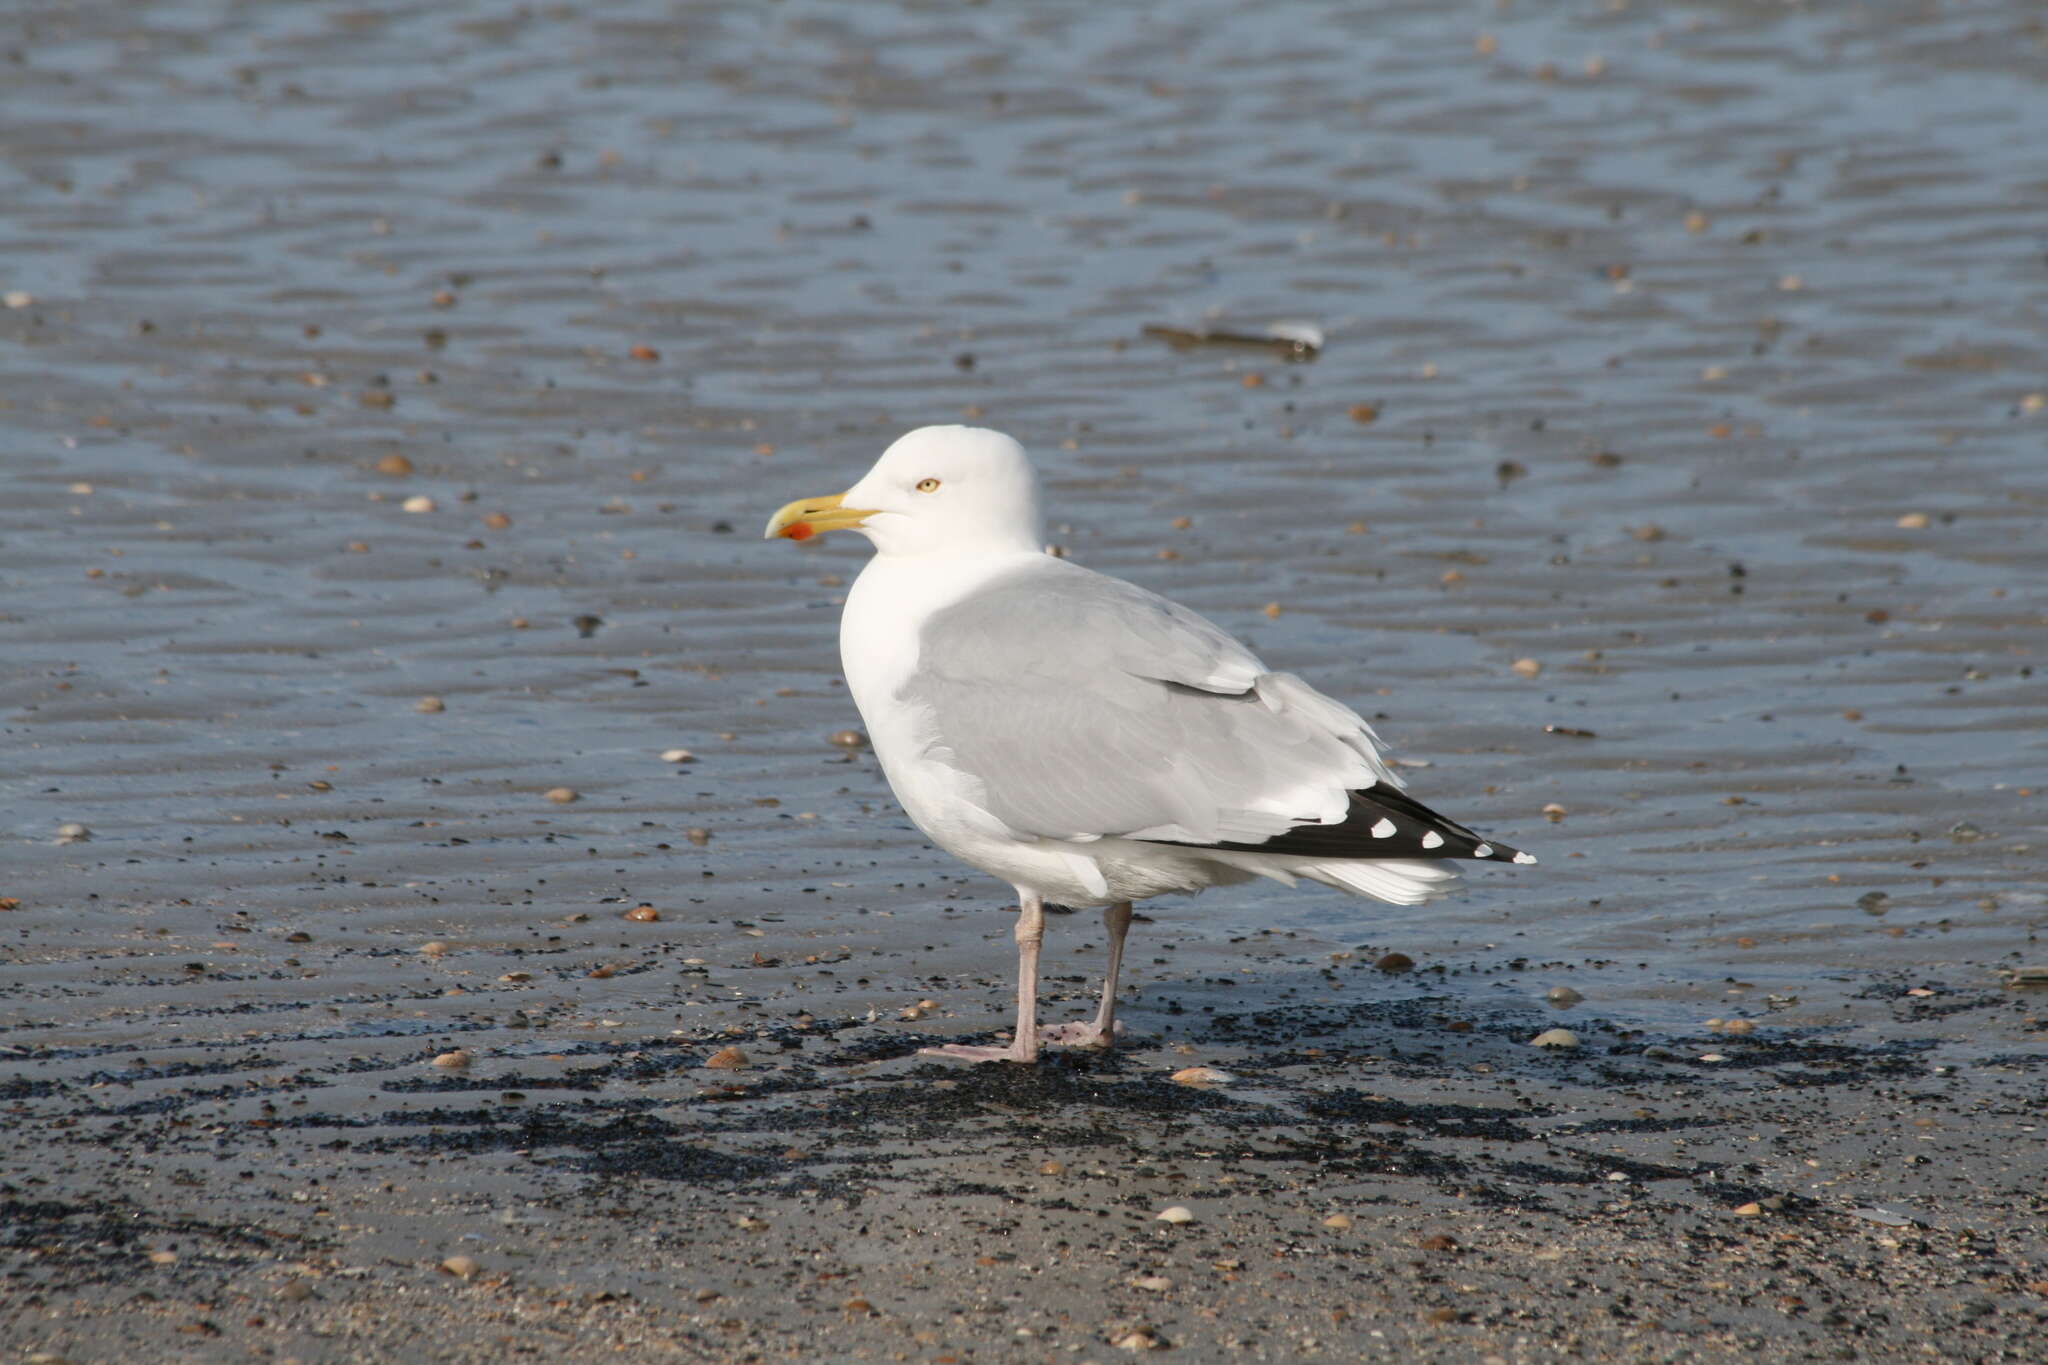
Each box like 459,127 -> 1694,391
5,0 -> 2045,1075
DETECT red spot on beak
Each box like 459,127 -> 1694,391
785,522 -> 815,541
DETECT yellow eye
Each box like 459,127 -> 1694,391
915,477 -> 941,493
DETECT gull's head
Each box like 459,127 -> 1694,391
764,425 -> 1044,558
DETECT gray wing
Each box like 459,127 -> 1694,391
899,558 -> 1401,845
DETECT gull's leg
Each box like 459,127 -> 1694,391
921,890 -> 1044,1064
1043,901 -> 1133,1050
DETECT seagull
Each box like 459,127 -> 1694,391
766,426 -> 1534,1063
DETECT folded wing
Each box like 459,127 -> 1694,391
900,559 -> 1422,850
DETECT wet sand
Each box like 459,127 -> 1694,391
4,1 -> 2045,1360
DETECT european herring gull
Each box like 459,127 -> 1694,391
766,426 -> 1533,1063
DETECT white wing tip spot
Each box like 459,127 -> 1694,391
1420,830 -> 1445,850
1513,850 -> 1538,865
1369,818 -> 1396,839
1472,842 -> 1493,858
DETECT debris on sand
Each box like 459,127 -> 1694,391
1142,320 -> 1323,361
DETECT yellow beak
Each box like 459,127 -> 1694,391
763,491 -> 879,541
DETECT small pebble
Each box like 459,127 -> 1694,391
1631,523 -> 1666,542
2021,392 -> 2046,414
419,941 -> 450,957
430,1049 -> 470,1070
1510,657 -> 1542,678
660,748 -> 696,763
482,512 -> 511,530
1155,1206 -> 1196,1225
1733,1202 -> 1763,1217
1114,1330 -> 1165,1352
401,495 -> 436,514
1038,1160 -> 1064,1177
415,696 -> 444,713
1545,986 -> 1583,1006
1322,1213 -> 1354,1231
3,290 -> 35,309
375,453 -> 414,476
1262,602 -> 1282,619
624,904 -> 660,922
1170,1066 -> 1233,1087
1542,802 -> 1568,821
1375,951 -> 1414,973
840,1297 -> 875,1315
545,787 -> 578,804
148,1250 -> 177,1265
1895,512 -> 1930,530
828,729 -> 869,749
276,1278 -> 315,1302
1132,1275 -> 1173,1292
56,822 -> 91,844
685,827 -> 711,846
1530,1028 -> 1580,1049
1347,403 -> 1380,424
439,1255 -> 479,1278
705,1046 -> 748,1070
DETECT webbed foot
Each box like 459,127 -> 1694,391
1040,1020 -> 1124,1050
918,1041 -> 1038,1064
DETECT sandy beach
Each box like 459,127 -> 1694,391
4,1 -> 2044,1360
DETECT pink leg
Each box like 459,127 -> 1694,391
921,890 -> 1044,1064
1043,901 -> 1133,1050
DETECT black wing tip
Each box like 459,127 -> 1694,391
1144,785 -> 1538,866
1468,838 -> 1538,866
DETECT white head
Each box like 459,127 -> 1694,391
764,425 -> 1045,558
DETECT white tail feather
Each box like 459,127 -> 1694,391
1204,851 -> 1460,906
1300,858 -> 1460,906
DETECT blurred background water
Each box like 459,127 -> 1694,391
4,0 -> 2045,1055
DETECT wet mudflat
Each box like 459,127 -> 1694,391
3,0 -> 2045,1361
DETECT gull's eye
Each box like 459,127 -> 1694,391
915,477 -> 941,493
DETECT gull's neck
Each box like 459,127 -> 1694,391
853,545 -> 1048,615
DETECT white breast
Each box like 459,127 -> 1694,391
839,551 -> 1038,831
839,551 -> 1134,901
